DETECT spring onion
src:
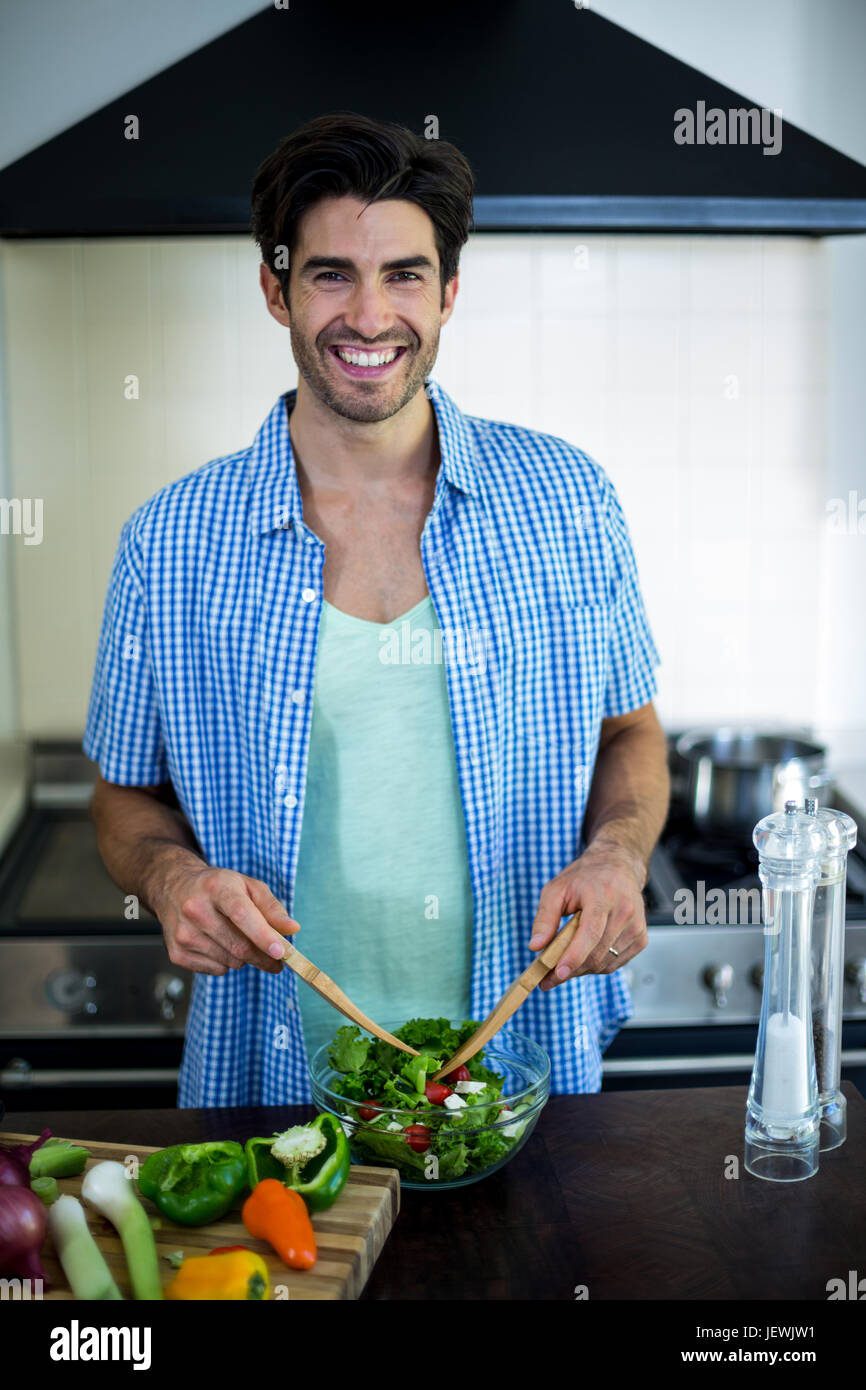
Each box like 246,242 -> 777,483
81,1161 -> 162,1300
31,1176 -> 58,1205
47,1195 -> 123,1300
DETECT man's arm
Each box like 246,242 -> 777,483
580,701 -> 670,888
90,775 -> 298,976
527,701 -> 670,987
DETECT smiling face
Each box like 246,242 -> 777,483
265,195 -> 458,424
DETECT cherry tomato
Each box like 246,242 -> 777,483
444,1065 -> 471,1084
424,1081 -> 454,1106
404,1124 -> 432,1153
358,1100 -> 385,1122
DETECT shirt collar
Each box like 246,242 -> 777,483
246,377 -> 481,537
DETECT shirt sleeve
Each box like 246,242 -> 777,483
83,520 -> 169,785
600,473 -> 661,718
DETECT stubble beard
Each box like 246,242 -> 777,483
289,320 -> 441,424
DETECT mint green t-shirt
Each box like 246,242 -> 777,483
291,594 -> 474,1064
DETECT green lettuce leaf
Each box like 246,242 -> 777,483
327,1024 -> 371,1074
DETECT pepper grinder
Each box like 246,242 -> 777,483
804,799 -> 857,1151
745,800 -> 827,1181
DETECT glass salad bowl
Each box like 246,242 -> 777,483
308,1019 -> 550,1190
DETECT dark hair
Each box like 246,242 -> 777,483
250,111 -> 475,308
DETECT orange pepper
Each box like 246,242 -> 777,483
242,1178 -> 317,1270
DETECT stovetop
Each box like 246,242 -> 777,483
0,810 -> 159,934
643,749 -> 866,926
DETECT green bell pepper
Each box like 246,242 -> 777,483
136,1141 -> 247,1226
244,1113 -> 351,1212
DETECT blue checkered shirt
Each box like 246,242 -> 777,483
83,380 -> 660,1105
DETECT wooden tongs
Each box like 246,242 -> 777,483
430,912 -> 581,1080
281,937 -> 420,1057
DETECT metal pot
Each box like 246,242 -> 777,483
675,728 -> 832,836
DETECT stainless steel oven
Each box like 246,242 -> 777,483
0,745 -> 191,1110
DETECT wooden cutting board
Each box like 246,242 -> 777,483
6,1133 -> 399,1301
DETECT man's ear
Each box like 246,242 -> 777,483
259,262 -> 291,326
440,268 -> 459,326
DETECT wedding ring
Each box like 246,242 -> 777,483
608,946 -> 620,957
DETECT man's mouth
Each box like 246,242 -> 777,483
327,344 -> 409,379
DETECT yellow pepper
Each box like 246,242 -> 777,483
165,1248 -> 270,1301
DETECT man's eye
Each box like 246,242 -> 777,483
314,271 -> 420,283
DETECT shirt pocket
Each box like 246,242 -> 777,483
509,604 -> 609,749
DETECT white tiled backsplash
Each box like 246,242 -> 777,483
0,232 -> 862,772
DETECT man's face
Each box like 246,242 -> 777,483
263,195 -> 458,423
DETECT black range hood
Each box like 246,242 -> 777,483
1,0 -> 865,237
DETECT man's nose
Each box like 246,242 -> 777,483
343,281 -> 400,342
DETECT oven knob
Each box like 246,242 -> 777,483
154,973 -> 186,1021
45,969 -> 98,1013
702,963 -> 734,1008
1,1057 -> 32,1088
845,957 -> 866,1004
750,964 -> 764,992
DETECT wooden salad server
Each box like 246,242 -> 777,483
281,937 -> 420,1057
430,911 -> 582,1080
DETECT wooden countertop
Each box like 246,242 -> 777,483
6,1081 -> 865,1300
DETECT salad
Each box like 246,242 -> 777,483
324,1017 -> 535,1181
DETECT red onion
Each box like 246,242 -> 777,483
0,1186 -> 49,1283
0,1128 -> 52,1188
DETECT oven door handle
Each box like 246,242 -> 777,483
603,1049 -> 866,1077
1,1064 -> 179,1089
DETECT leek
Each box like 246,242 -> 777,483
81,1161 -> 163,1300
48,1195 -> 124,1300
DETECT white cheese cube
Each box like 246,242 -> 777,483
443,1093 -> 467,1110
455,1080 -> 487,1094
498,1107 -> 523,1138
386,1121 -> 404,1132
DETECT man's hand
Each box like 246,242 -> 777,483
152,856 -> 300,977
528,839 -> 648,989
526,700 -> 669,989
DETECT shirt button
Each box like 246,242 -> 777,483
283,793 -> 298,809
291,689 -> 305,705
301,587 -> 316,603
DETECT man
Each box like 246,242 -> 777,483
85,112 -> 669,1106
